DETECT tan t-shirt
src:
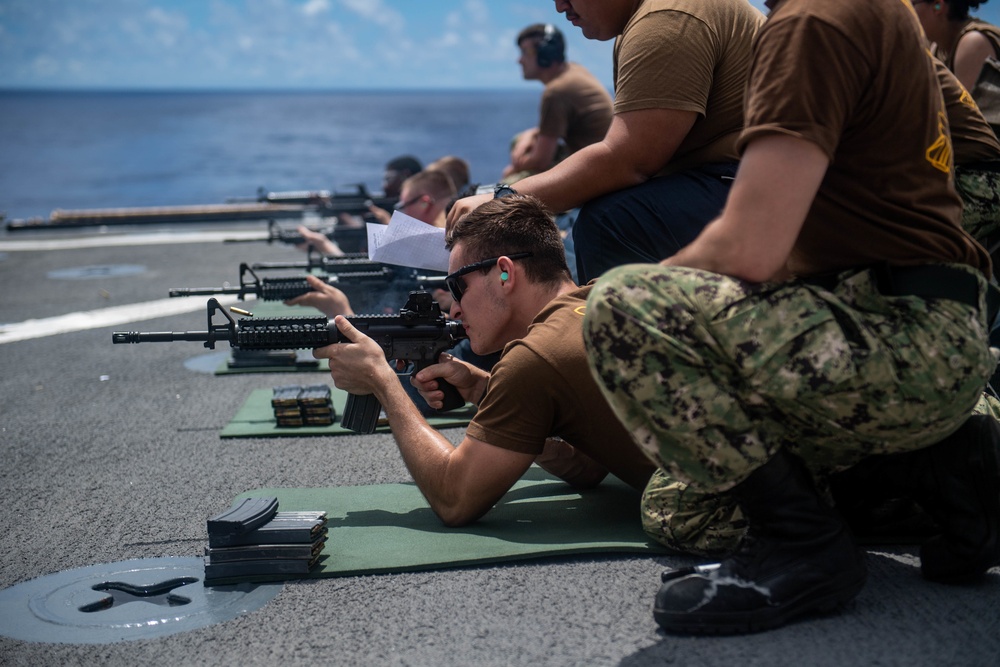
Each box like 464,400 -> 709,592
938,18 -> 1000,72
465,285 -> 655,491
935,58 -> 1000,165
539,63 -> 614,155
613,0 -> 764,174
740,0 -> 989,277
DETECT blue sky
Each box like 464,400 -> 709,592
0,0 -> 779,90
3,1 -> 1000,91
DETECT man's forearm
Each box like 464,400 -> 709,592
511,140 -> 644,213
514,133 -> 560,173
510,127 -> 540,163
374,375 -> 537,527
510,108 -> 694,213
375,377 -> 470,518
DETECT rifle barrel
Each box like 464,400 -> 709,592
113,330 -> 213,344
169,287 -> 243,297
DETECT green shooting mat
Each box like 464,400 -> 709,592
220,387 -> 477,438
225,299 -> 306,318
231,467 -> 665,580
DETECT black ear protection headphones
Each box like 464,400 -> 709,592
536,24 -> 566,68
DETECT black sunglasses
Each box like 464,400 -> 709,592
445,252 -> 534,303
394,194 -> 428,210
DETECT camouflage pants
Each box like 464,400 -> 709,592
640,389 -> 1000,556
585,264 -> 993,553
639,468 -> 746,557
955,166 -> 1000,254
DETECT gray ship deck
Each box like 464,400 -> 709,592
1,223 -> 998,666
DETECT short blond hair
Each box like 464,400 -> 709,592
427,155 -> 470,191
403,169 -> 457,203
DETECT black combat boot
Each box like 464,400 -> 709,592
653,449 -> 867,635
849,415 -> 1000,583
830,462 -> 940,546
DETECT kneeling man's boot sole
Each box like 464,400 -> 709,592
653,449 -> 867,635
653,550 -> 867,634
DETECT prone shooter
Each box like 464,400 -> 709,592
223,219 -> 368,254
112,291 -> 466,434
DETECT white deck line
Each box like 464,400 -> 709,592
0,230 -> 269,251
0,295 -> 242,344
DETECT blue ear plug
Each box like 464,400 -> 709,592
500,271 -> 509,281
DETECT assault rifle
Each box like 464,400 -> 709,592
225,220 -> 368,254
229,184 -> 396,217
250,252 -> 447,290
249,249 -> 383,272
167,262 -> 444,302
167,262 -> 395,301
5,186 -> 396,233
112,291 -> 467,433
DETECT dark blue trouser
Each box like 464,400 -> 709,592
572,162 -> 737,284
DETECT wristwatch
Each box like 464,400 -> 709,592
493,183 -> 518,199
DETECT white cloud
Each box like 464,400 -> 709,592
464,0 -> 490,24
443,0 -> 492,31
439,32 -> 460,48
325,22 -> 362,63
146,7 -> 188,48
437,0 -> 513,66
147,7 -> 187,31
31,55 -> 60,77
339,0 -> 403,32
302,0 -> 330,18
0,0 -> 611,89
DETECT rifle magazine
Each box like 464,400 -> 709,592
341,393 -> 382,434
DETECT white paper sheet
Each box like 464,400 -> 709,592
366,211 -> 451,272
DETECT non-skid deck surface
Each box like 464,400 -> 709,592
220,387 -> 476,438
231,468 -> 664,580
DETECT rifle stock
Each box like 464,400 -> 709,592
112,291 -> 467,433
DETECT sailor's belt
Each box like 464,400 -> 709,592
872,264 -> 980,310
956,160 -> 1000,173
807,264 -> 994,321
876,264 -> 1000,324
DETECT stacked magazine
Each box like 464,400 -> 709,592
204,496 -> 327,584
271,384 -> 335,427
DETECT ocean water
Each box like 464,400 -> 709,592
0,90 -> 540,226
